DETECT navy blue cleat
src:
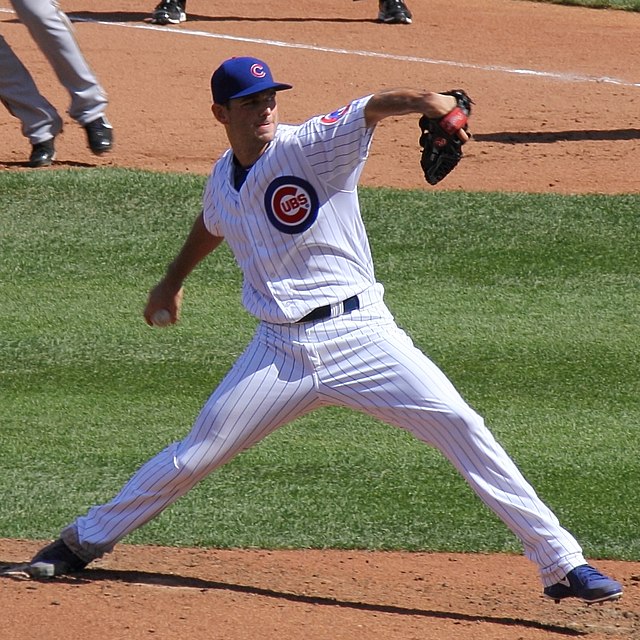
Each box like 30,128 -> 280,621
28,538 -> 88,578
544,565 -> 623,604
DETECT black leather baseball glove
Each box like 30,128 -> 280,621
419,90 -> 473,185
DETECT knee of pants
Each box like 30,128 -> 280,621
172,438 -> 248,481
402,402 -> 489,444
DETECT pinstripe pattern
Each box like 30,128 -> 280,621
68,330 -> 320,558
202,97 -> 375,324
66,297 -> 585,585
270,300 -> 585,586
62,95 -> 587,588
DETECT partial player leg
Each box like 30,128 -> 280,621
0,35 -> 62,147
313,311 -> 619,598
10,0 -> 109,125
60,325 -> 321,562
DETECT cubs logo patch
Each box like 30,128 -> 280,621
250,63 -> 266,78
320,104 -> 350,124
264,176 -> 319,234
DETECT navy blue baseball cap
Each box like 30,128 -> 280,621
211,57 -> 293,104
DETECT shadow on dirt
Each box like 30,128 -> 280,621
12,566 -> 585,637
473,129 -> 640,144
0,161 -> 98,169
64,12 -> 374,25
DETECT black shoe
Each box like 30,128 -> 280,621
151,0 -> 186,24
29,538 -> 88,578
378,0 -> 412,24
84,116 -> 114,155
28,139 -> 56,167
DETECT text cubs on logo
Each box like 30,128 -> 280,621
264,176 -> 319,235
250,64 -> 266,78
320,104 -> 350,124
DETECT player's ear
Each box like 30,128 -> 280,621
212,103 -> 229,124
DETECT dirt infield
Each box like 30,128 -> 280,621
1,1 -> 639,638
1,540 -> 640,640
1,0 -> 639,193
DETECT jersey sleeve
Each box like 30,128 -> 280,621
294,95 -> 374,190
201,155 -> 229,238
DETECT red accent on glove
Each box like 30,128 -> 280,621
440,107 -> 468,135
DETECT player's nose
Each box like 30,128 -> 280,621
260,95 -> 277,112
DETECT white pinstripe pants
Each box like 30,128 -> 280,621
64,296 -> 585,586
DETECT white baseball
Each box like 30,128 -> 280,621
151,309 -> 172,327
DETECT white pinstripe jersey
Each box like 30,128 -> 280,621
202,95 -> 378,323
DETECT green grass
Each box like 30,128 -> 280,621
1,169 -> 639,560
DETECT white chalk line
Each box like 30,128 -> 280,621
1,7 -> 639,89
